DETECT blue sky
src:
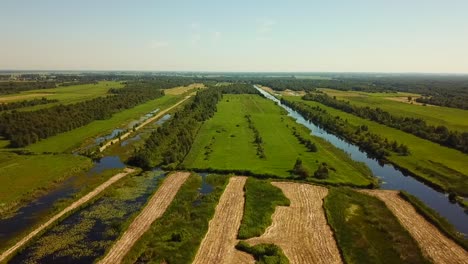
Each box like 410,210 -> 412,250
1,0 -> 468,72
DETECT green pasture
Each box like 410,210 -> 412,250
286,96 -> 468,195
0,81 -> 124,112
319,88 -> 468,132
183,94 -> 373,186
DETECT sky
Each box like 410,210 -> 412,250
1,0 -> 468,73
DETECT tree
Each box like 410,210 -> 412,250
314,163 -> 329,179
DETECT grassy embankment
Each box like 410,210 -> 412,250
324,188 -> 430,264
238,178 -> 289,239
285,96 -> 468,196
183,94 -> 374,187
0,152 -> 92,215
319,88 -> 468,132
7,169 -> 157,264
122,174 -> 229,264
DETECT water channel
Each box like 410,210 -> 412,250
255,85 -> 468,237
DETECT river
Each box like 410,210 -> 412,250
255,85 -> 468,237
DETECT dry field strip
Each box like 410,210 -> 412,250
245,182 -> 343,264
361,190 -> 468,264
98,172 -> 190,264
0,168 -> 136,263
192,176 -> 252,264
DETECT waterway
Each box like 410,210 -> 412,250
255,85 -> 468,237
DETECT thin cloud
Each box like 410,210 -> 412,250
149,40 -> 169,49
258,18 -> 276,33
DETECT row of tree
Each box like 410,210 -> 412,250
245,114 -> 266,158
291,127 -> 318,152
303,93 -> 468,153
129,83 -> 260,168
0,97 -> 59,111
0,83 -> 175,147
281,99 -> 410,159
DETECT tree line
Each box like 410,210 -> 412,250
245,114 -> 265,158
128,83 -> 260,168
281,98 -> 410,159
303,93 -> 468,153
0,97 -> 59,111
0,79 -> 204,147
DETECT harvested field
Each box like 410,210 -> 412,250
0,168 -> 135,263
98,172 -> 190,264
164,83 -> 204,95
362,190 -> 468,264
193,176 -> 253,264
246,182 -> 342,264
0,93 -> 52,102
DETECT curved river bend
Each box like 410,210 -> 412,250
255,85 -> 468,237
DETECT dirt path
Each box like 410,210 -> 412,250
0,168 -> 135,263
98,172 -> 190,264
362,190 -> 468,264
246,182 -> 342,264
192,176 -> 253,264
99,95 -> 192,152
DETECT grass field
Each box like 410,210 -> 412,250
122,174 -> 229,264
183,94 -> 374,187
238,178 -> 290,239
319,88 -> 468,132
286,96 -> 468,195
0,81 -> 124,112
324,187 -> 430,264
0,152 -> 92,213
24,95 -> 183,153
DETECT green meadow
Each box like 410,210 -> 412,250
183,94 -> 374,186
286,96 -> 468,195
319,88 -> 468,132
0,81 -> 124,112
0,152 -> 92,213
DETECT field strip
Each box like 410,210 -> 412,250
99,95 -> 192,152
245,182 -> 342,264
98,171 -> 190,264
361,190 -> 468,264
193,176 -> 252,264
0,167 -> 136,263
0,93 -> 52,103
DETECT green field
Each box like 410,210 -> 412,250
286,96 -> 468,195
238,178 -> 290,239
0,152 -> 92,213
320,88 -> 468,132
183,94 -> 374,187
0,81 -> 124,112
324,188 -> 430,264
24,95 -> 183,153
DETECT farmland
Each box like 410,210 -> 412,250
319,88 -> 468,132
183,94 -> 374,187
1,76 -> 467,264
284,96 -> 468,196
0,81 -> 124,111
